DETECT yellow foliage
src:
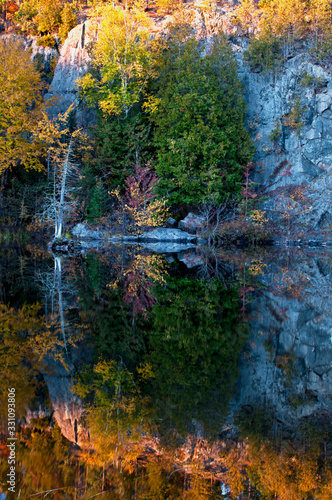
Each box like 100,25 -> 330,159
79,4 -> 157,116
249,209 -> 268,226
236,0 -> 332,41
125,196 -> 169,231
0,40 -> 47,176
248,258 -> 267,275
156,0 -> 180,15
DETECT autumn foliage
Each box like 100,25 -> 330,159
124,163 -> 169,231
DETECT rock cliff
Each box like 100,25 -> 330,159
238,53 -> 332,231
45,6 -> 331,230
45,20 -> 96,127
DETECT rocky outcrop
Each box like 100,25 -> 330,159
177,250 -> 204,268
141,242 -> 196,253
154,3 -> 332,231
139,227 -> 197,242
165,217 -> 177,228
45,5 -> 331,230
236,51 -> 332,230
44,358 -> 88,446
46,21 -> 96,127
72,224 -> 198,243
178,212 -> 205,233
72,222 -> 106,240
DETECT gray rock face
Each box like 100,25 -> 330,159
236,50 -> 332,229
178,213 -> 205,233
43,358 -> 87,446
46,21 -> 96,126
139,228 -> 197,242
72,223 -> 105,239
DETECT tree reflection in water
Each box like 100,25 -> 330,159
0,246 -> 331,498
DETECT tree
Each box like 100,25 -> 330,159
241,0 -> 332,67
40,133 -> 82,238
145,277 -> 250,437
0,40 -> 47,185
92,108 -> 154,190
73,359 -> 152,467
77,4 -> 158,196
86,177 -> 108,224
78,4 -> 157,118
234,0 -> 257,35
124,162 -> 168,231
152,25 -> 254,205
58,2 -> 77,42
34,0 -> 62,35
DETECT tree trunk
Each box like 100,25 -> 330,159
55,137 -> 73,238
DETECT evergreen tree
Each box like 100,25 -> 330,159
86,177 -> 108,224
152,25 -> 254,205
94,107 -> 154,190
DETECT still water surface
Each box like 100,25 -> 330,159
0,244 -> 331,499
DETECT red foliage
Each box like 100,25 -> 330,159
125,162 -> 159,210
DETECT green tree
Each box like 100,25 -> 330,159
92,107 -> 154,190
152,25 -> 254,204
86,177 -> 108,224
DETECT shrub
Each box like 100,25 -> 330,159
124,163 -> 169,232
244,34 -> 283,72
269,120 -> 282,144
36,34 -> 57,48
59,3 -> 77,43
283,94 -> 307,136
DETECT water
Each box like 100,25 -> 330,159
0,244 -> 331,499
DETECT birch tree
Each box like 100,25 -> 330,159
78,5 -> 157,118
40,134 -> 81,239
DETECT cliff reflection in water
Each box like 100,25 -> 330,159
0,245 -> 331,499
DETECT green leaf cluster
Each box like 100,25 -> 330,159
93,107 -> 154,190
86,177 -> 108,224
152,29 -> 254,204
